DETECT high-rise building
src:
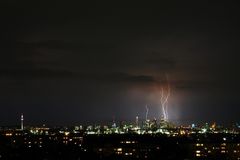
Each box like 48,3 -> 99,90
136,116 -> 139,127
21,113 -> 24,130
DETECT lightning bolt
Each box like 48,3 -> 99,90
160,75 -> 171,121
145,105 -> 149,121
160,88 -> 166,120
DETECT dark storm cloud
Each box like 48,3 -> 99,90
0,67 -> 156,85
0,1 -> 240,125
87,72 -> 156,84
17,40 -> 116,51
174,80 -> 219,91
0,40 -> 159,84
0,68 -> 73,78
145,53 -> 176,71
0,39 -> 178,78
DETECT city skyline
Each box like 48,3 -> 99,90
0,1 -> 240,125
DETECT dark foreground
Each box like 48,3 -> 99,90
1,133 -> 240,159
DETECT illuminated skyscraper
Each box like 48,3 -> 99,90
136,116 -> 139,127
21,113 -> 24,130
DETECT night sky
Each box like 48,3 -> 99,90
0,1 -> 240,126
